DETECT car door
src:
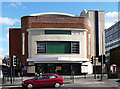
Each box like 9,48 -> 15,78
33,75 -> 50,87
48,75 -> 58,86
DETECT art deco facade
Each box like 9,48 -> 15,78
9,12 -> 92,75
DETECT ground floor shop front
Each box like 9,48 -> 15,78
27,62 -> 92,75
36,63 -> 81,75
26,57 -> 92,75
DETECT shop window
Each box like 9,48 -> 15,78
45,30 -> 71,35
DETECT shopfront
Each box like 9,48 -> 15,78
35,63 -> 81,75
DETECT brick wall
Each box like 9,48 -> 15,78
9,28 -> 22,63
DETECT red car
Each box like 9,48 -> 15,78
22,73 -> 64,89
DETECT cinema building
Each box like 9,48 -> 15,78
9,12 -> 92,75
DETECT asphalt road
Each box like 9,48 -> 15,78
1,87 -> 119,89
1,84 -> 119,89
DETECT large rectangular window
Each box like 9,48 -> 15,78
45,30 -> 71,35
36,41 -> 79,54
46,42 -> 71,54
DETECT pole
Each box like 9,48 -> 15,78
13,66 -> 15,82
94,57 -> 96,79
10,56 -> 13,84
71,64 -> 74,82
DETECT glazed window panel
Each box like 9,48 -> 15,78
22,33 -> 25,55
36,41 -> 79,54
36,42 -> 46,53
45,30 -> 71,35
46,42 -> 71,54
71,42 -> 79,54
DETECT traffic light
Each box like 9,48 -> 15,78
103,55 -> 105,64
98,55 -> 106,64
98,55 -> 102,62
91,56 -> 94,64
13,55 -> 17,66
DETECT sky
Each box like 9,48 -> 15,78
0,2 -> 119,59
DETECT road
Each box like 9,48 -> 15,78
1,76 -> 119,89
1,82 -> 119,89
1,86 -> 119,89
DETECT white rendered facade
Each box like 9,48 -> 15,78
27,28 -> 92,74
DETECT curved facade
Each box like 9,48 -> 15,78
10,12 -> 92,75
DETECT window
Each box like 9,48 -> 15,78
36,41 -> 79,54
22,33 -> 25,55
45,30 -> 71,35
49,75 -> 57,79
38,75 -> 49,80
88,34 -> 91,56
71,42 -> 79,54
36,42 -> 46,53
46,42 -> 71,54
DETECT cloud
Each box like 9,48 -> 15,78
0,54 -> 4,59
6,52 -> 9,56
18,2 -> 21,6
105,11 -> 118,29
0,17 -> 19,26
6,33 -> 9,39
9,3 -> 17,8
0,48 -> 4,52
9,2 -> 22,8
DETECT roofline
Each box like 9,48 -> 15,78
30,12 -> 77,17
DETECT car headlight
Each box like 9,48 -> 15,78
21,81 -> 24,84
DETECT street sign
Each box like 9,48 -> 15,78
22,66 -> 27,70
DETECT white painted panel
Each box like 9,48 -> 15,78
27,66 -> 35,73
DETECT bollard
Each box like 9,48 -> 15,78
72,71 -> 74,82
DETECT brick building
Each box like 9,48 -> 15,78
9,12 -> 92,75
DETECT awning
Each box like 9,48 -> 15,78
27,57 -> 89,62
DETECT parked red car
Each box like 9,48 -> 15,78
22,73 -> 64,89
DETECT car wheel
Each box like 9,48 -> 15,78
27,83 -> 34,89
54,82 -> 61,88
